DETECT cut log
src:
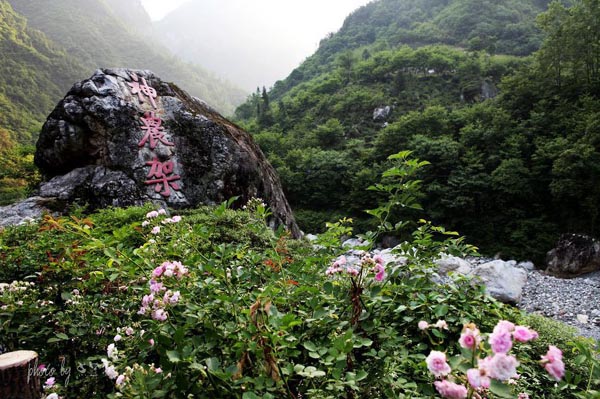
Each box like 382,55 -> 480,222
0,350 -> 41,399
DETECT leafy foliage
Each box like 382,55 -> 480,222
0,188 -> 597,397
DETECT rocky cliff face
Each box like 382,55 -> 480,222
3,69 -> 300,236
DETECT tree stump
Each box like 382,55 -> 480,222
0,350 -> 41,399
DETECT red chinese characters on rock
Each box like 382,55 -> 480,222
138,112 -> 174,150
126,71 -> 182,199
145,157 -> 181,197
128,72 -> 158,109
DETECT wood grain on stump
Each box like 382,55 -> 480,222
0,350 -> 41,399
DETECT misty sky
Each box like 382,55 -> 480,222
141,0 -> 373,90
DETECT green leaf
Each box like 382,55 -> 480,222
303,341 -> 317,352
166,350 -> 181,363
356,370 -> 368,381
242,392 -> 260,399
435,304 -> 449,317
293,364 -> 305,373
489,380 -> 513,398
388,150 -> 413,160
205,357 -> 220,371
55,333 -> 69,340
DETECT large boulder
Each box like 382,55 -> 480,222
435,254 -> 472,275
471,260 -> 528,304
10,68 -> 300,235
546,234 -> 600,278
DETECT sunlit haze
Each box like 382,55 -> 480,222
141,0 -> 191,20
141,0 -> 373,90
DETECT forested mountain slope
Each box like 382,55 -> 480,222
0,1 -> 86,145
269,0 -> 555,99
7,0 -> 246,116
236,0 -> 599,262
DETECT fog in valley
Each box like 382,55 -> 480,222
142,0 -> 372,90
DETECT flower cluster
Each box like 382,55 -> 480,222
419,319 -> 449,331
101,328 -> 159,390
325,253 -> 386,282
0,281 -> 36,309
138,261 -> 188,321
42,375 -> 62,399
141,209 -> 182,231
424,320 -> 561,399
0,280 -> 34,293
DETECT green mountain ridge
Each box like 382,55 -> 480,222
236,0 -> 600,262
269,0 -> 553,99
6,0 -> 246,118
0,0 -> 86,145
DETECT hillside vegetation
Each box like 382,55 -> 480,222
0,1 -> 86,145
7,0 -> 246,117
268,0 -> 554,100
236,0 -> 600,262
1,160 -> 598,397
0,1 -> 83,203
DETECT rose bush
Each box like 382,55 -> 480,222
0,152 -> 597,398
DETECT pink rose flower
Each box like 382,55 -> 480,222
116,374 -> 126,386
169,291 -> 181,304
487,353 -> 519,381
542,345 -> 563,363
544,359 -> 565,381
172,261 -> 188,278
149,281 -> 165,293
518,393 -> 530,399
332,256 -> 347,269
541,346 -> 565,381
157,209 -> 167,215
434,320 -> 448,330
493,320 -> 515,334
426,351 -> 452,377
172,215 -> 182,223
146,211 -> 159,219
467,368 -> 490,389
44,377 -> 56,388
434,380 -> 468,399
418,320 -> 429,330
374,263 -> 386,281
152,308 -> 168,321
489,330 -> 513,354
373,254 -> 385,265
151,226 -> 161,235
513,326 -> 538,343
459,325 -> 481,350
152,266 -> 164,278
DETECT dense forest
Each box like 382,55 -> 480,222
236,0 -> 600,262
